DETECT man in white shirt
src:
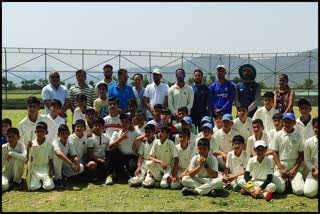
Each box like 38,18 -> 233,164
94,64 -> 116,96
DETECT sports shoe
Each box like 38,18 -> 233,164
105,175 -> 113,185
142,179 -> 154,188
54,179 -> 64,189
182,187 -> 195,196
233,184 -> 241,192
263,192 -> 272,201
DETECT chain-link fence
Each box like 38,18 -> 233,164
2,47 -> 318,109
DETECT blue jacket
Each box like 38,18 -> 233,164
209,80 -> 235,114
236,82 -> 259,106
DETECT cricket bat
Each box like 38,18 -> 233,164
26,129 -> 34,191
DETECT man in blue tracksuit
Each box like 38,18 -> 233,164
209,65 -> 235,116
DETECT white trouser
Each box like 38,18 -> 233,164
130,160 -> 148,185
272,160 -> 304,195
181,175 -> 224,195
145,160 -> 172,188
170,168 -> 187,189
238,178 -> 276,193
2,158 -> 25,192
61,161 -> 84,178
30,165 -> 55,191
304,172 -> 318,198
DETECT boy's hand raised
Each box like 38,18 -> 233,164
199,156 -> 206,167
120,130 -> 129,141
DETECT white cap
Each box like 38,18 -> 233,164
217,65 -> 226,70
254,140 -> 267,148
152,68 -> 162,75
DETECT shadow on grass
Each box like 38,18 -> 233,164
273,193 -> 288,199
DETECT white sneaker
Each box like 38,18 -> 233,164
105,175 -> 113,185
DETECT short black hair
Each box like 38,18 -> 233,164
263,92 -> 274,99
144,124 -> 155,132
194,69 -> 203,76
2,118 -> 12,126
133,73 -> 143,79
58,124 -> 70,133
27,96 -> 41,107
298,98 -> 311,108
51,99 -> 62,108
158,125 -> 170,134
178,128 -> 190,138
161,108 -> 172,115
135,110 -> 146,119
237,104 -> 248,111
36,122 -> 48,131
252,119 -> 264,127
86,108 -> 96,115
272,113 -> 283,120
279,73 -> 288,81
312,117 -> 318,127
103,64 -> 113,71
178,106 -> 188,115
75,119 -> 86,128
118,68 -> 128,76
93,117 -> 105,126
232,135 -> 245,144
76,69 -> 86,76
197,138 -> 210,149
128,97 -> 137,106
6,127 -> 19,136
108,96 -> 119,104
120,113 -> 132,122
97,83 -> 108,90
176,68 -> 185,74
213,111 -> 224,119
77,94 -> 87,101
154,104 -> 162,110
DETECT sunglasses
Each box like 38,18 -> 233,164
176,73 -> 184,77
50,75 -> 60,79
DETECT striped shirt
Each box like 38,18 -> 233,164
69,83 -> 97,108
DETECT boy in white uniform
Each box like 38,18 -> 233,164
252,92 -> 278,132
128,124 -> 156,186
52,124 -> 83,188
238,140 -> 276,201
295,99 -> 315,142
214,114 -> 239,171
223,135 -> 250,191
144,125 -> 178,188
212,111 -> 224,133
2,128 -> 27,191
232,105 -> 253,144
268,113 -> 283,141
134,110 -> 147,135
72,94 -> 92,131
28,122 -> 55,191
181,138 -> 224,196
19,96 -> 57,147
103,97 -> 121,139
84,108 -> 98,138
271,113 -> 304,195
195,123 -> 219,157
47,99 -> 65,128
303,117 -> 318,198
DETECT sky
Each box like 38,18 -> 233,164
2,2 -> 318,54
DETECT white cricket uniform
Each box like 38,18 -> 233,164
238,156 -> 276,193
174,132 -> 196,146
135,122 -> 146,135
29,138 -> 55,191
252,106 -> 278,132
2,142 -> 27,191
110,130 -> 139,155
168,83 -> 194,115
181,153 -> 224,195
268,129 -> 278,141
232,117 -> 253,144
103,115 -> 121,139
145,138 -> 177,188
170,143 -> 196,189
246,132 -> 271,157
270,129 -> 304,195
194,135 -> 219,155
303,136 -> 318,198
47,115 -> 65,128
212,126 -> 222,134
87,133 -> 110,160
295,116 -> 315,143
225,150 -> 250,185
72,106 -> 91,125
214,128 -> 239,170
18,114 -> 58,146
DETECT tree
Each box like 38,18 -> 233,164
206,74 -> 216,86
20,79 -> 38,90
67,83 -> 73,89
232,76 -> 242,84
60,81 -> 65,85
89,80 -> 95,87
303,79 -> 313,89
37,78 -> 49,89
259,81 -> 267,90
112,76 -> 118,82
142,75 -> 150,88
188,77 -> 194,85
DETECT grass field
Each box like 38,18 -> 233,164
1,106 -> 319,212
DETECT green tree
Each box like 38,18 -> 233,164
21,79 -> 38,90
143,75 -> 150,88
60,81 -> 65,85
37,78 -> 49,89
67,83 -> 73,89
259,81 -> 267,89
232,76 -> 242,84
89,80 -> 95,87
206,74 -> 216,85
112,76 -> 118,82
303,79 -> 313,89
188,77 -> 194,85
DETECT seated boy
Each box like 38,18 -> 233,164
212,111 -> 224,133
28,122 -> 55,191
47,99 -> 65,128
214,113 -> 239,171
295,98 -> 315,142
195,123 -> 219,158
84,108 -> 98,138
223,135 -> 249,191
2,118 -> 12,145
134,110 -> 147,135
181,137 -> 224,196
128,124 -> 156,186
232,105 -> 253,144
156,108 -> 177,142
52,124 -> 83,188
252,92 -> 278,132
174,107 -> 197,135
72,94 -> 92,131
87,118 -> 110,181
2,128 -> 27,191
303,117 -> 318,198
94,83 -> 109,118
175,116 -> 196,146
103,97 -> 121,139
238,140 -> 276,201
144,125 -> 177,188
271,113 -> 304,195
268,113 -> 283,141
146,104 -> 162,127
106,114 -> 140,185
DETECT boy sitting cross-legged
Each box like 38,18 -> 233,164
181,137 -> 224,196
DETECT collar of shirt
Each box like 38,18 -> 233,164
262,106 -> 275,113
173,82 -> 187,89
116,83 -> 131,90
297,115 -> 313,126
152,82 -> 162,87
281,128 -> 296,136
49,83 -> 61,91
75,82 -> 89,88
58,138 -> 69,148
252,155 -> 266,165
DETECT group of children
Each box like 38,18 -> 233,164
2,91 -> 318,201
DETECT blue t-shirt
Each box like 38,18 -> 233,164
190,84 -> 210,119
209,80 -> 235,115
107,82 -> 136,110
236,82 -> 259,107
2,134 -> 7,145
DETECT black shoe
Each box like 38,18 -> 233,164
54,179 -> 64,189
182,187 -> 195,196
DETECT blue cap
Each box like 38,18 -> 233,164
201,123 -> 213,130
222,113 -> 233,121
180,116 -> 192,125
201,116 -> 211,124
282,112 -> 295,121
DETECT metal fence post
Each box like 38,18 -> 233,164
119,51 -> 121,70
308,52 -> 311,96
149,52 -> 152,83
4,47 -> 8,109
82,49 -> 84,70
274,53 -> 277,91
181,54 -> 184,69
45,49 -> 47,82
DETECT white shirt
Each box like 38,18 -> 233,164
150,138 -> 178,166
135,122 -> 146,135
214,128 -> 239,154
30,138 -> 53,170
103,115 -> 121,139
252,106 -> 278,132
268,129 -> 279,141
94,79 -> 116,95
304,136 -> 318,171
175,144 -> 196,170
48,114 -> 65,128
270,129 -> 304,161
2,142 -> 27,170
168,83 -> 194,115
72,106 -> 91,125
18,114 -> 58,146
110,130 -> 139,155
143,82 -> 169,118
138,140 -> 155,161
175,132 -> 196,146
246,132 -> 271,157
246,156 -> 273,181
232,117 -> 253,144
41,84 -> 70,115
87,133 -> 110,159
226,150 -> 250,175
194,135 -> 219,155
52,138 -> 77,158
189,153 -> 218,178
68,133 -> 88,163
213,126 -> 222,134
295,116 -> 315,142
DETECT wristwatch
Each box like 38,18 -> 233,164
204,163 -> 209,168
